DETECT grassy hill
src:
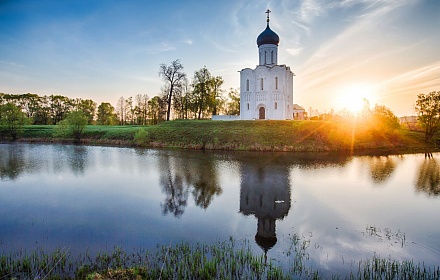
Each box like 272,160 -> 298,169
14,119 -> 436,153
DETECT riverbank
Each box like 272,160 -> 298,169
8,120 -> 439,153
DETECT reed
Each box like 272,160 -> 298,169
1,237 -> 439,279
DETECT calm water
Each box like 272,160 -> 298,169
1,143 -> 439,275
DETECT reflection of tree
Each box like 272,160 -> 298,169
160,170 -> 188,217
159,156 -> 189,218
367,156 -> 396,184
0,145 -> 27,180
415,158 -> 440,196
69,145 -> 87,176
158,151 -> 222,217
191,162 -> 222,209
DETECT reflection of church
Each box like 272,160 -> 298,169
239,159 -> 291,254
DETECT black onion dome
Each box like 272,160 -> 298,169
257,24 -> 280,47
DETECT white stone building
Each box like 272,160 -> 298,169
239,10 -> 295,120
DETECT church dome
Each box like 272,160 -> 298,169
257,24 -> 279,47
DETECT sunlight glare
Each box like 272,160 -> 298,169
337,85 -> 375,114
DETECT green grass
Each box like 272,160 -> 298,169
13,120 -> 438,152
1,237 -> 439,279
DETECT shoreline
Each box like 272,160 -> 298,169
2,120 -> 439,155
3,137 -> 439,157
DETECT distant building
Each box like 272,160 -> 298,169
399,116 -> 418,130
293,104 -> 305,120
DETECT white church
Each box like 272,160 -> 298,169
212,10 -> 305,121
240,9 -> 295,120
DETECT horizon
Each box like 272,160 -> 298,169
1,0 -> 439,117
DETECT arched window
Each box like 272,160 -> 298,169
246,79 -> 249,91
264,51 -> 267,64
260,78 -> 264,90
247,103 -> 249,110
275,77 -> 278,90
274,102 -> 278,110
271,51 -> 274,64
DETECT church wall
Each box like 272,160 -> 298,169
240,65 -> 293,120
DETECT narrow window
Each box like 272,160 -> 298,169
275,77 -> 278,90
260,78 -> 263,90
274,102 -> 277,110
264,51 -> 267,64
246,79 -> 249,91
271,51 -> 274,64
247,103 -> 249,110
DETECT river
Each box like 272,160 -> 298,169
0,143 -> 439,276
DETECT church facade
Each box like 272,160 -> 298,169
240,10 -> 295,120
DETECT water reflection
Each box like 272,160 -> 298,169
0,144 -> 29,180
67,145 -> 88,176
415,158 -> 440,196
366,156 -> 397,184
159,155 -> 189,217
239,156 -> 291,256
158,151 -> 222,217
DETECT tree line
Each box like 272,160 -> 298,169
0,60 -> 240,128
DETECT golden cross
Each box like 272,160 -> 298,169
265,9 -> 271,23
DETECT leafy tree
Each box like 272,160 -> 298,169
148,96 -> 166,125
50,95 -> 73,124
116,96 -> 126,125
172,78 -> 189,119
134,94 -> 149,125
415,91 -> 440,142
0,103 -> 29,140
97,102 -> 117,125
372,105 -> 400,131
209,76 -> 224,116
55,110 -> 88,143
159,59 -> 186,121
74,98 -> 97,124
226,88 -> 240,115
191,66 -> 212,119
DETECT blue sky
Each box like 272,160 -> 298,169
1,0 -> 439,116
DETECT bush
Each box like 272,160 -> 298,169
134,128 -> 150,145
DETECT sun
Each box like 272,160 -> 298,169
336,84 -> 375,114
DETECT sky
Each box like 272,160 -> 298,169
1,0 -> 439,117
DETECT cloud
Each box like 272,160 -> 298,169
286,47 -> 303,56
184,39 -> 193,45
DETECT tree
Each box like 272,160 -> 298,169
226,88 -> 240,115
372,104 -> 400,131
415,91 -> 440,142
135,94 -> 149,125
191,66 -> 212,119
55,110 -> 88,143
116,96 -> 126,125
0,103 -> 28,140
209,76 -> 224,116
148,96 -> 166,125
75,98 -> 97,124
97,102 -> 117,125
159,59 -> 186,121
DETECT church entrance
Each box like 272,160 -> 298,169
259,107 -> 265,119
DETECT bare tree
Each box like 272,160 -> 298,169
159,59 -> 186,121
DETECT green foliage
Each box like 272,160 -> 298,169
134,128 -> 149,145
0,103 -> 29,140
372,104 -> 400,131
415,91 -> 440,142
96,102 -> 117,125
54,110 -> 88,142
